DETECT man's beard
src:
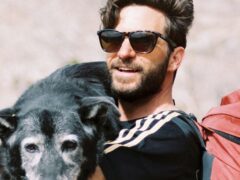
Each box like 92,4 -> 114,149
110,54 -> 170,102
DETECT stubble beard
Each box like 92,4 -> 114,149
110,55 -> 170,102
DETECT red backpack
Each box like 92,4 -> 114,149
199,89 -> 240,179
176,89 -> 240,180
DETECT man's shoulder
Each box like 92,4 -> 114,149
103,111 -> 190,154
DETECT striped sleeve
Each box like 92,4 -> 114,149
104,111 -> 181,153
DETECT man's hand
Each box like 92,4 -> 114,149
89,166 -> 106,180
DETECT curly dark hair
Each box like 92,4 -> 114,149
99,0 -> 194,48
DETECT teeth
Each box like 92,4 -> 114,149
118,68 -> 135,72
120,68 -> 131,71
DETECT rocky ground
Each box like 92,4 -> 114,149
0,0 -> 239,119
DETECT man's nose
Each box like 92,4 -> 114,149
117,38 -> 136,59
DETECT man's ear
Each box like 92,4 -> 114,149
78,96 -> 120,140
168,47 -> 185,72
0,108 -> 17,142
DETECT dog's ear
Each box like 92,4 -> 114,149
79,96 -> 120,140
79,96 -> 119,122
0,108 -> 17,141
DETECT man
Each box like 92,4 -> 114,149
92,0 -> 201,179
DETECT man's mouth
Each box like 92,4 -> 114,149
116,67 -> 139,73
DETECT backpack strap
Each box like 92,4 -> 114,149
173,111 -> 214,180
173,111 -> 206,150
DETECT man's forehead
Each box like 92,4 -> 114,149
116,4 -> 166,33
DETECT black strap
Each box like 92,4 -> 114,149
173,110 -> 206,150
213,129 -> 240,145
173,111 -> 213,180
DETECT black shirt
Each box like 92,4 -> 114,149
100,111 -> 201,180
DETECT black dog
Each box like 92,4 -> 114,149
0,62 -> 120,180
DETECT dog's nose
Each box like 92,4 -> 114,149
37,150 -> 64,179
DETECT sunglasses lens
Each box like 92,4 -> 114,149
98,30 -> 123,52
130,32 -> 157,53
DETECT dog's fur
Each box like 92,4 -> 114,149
0,62 -> 120,180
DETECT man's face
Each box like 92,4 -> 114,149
106,5 -> 171,101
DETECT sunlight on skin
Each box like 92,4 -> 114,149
88,166 -> 106,180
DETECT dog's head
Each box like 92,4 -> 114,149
0,95 -> 119,180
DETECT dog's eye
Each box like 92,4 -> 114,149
25,144 -> 39,153
61,140 -> 78,152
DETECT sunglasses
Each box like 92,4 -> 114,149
97,29 -> 177,54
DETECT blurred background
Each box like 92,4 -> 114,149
0,0 -> 239,119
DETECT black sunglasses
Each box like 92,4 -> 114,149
97,29 -> 177,54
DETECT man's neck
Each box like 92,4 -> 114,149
118,89 -> 178,121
